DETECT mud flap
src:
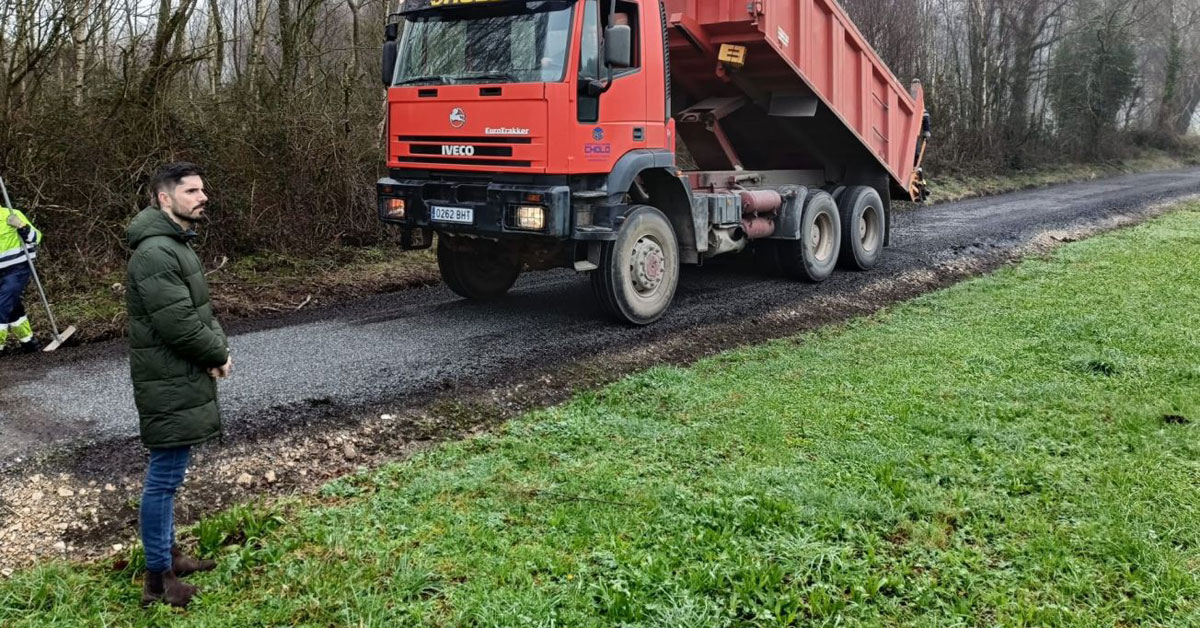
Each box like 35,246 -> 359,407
400,226 -> 433,250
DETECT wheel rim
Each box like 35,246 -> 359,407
859,205 -> 881,253
629,234 -> 666,295
811,212 -> 834,263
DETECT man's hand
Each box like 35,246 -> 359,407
5,213 -> 23,229
208,356 -> 233,379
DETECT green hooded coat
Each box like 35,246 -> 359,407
126,208 -> 229,449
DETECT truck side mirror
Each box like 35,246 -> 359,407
604,25 -> 631,69
382,23 -> 399,87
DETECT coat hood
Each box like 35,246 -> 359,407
127,207 -> 192,249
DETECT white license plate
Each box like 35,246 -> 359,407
431,205 -> 474,224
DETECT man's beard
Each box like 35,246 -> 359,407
170,205 -> 204,228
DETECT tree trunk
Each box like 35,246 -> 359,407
138,0 -> 198,105
278,0 -> 297,94
207,0 -> 224,94
100,0 -> 110,75
72,0 -> 92,107
249,0 -> 270,93
1005,1 -> 1039,152
1155,20 -> 1182,134
347,0 -> 361,78
966,0 -> 996,149
0,0 -> 11,94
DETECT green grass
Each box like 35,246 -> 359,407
2,206 -> 1198,626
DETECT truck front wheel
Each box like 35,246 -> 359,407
591,205 -> 680,325
437,236 -> 521,300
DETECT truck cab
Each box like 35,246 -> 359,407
377,0 -> 928,324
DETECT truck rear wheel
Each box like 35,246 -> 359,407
437,236 -> 521,300
591,205 -> 679,325
836,186 -> 885,270
778,191 -> 841,282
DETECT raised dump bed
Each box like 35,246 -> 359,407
665,0 -> 927,200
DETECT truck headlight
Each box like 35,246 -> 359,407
515,205 -> 546,230
385,198 -> 406,219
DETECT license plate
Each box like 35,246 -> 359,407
431,205 -> 474,224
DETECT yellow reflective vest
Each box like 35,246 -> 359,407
0,206 -> 43,271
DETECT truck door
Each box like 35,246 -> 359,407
570,0 -> 656,174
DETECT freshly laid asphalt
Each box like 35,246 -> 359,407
3,168 -> 1198,470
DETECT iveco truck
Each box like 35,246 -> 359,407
377,0 -> 930,324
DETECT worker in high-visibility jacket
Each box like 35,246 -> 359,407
0,205 -> 43,354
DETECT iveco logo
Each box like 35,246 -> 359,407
442,145 -> 475,156
449,107 -> 466,128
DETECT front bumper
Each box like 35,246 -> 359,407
377,177 -> 572,246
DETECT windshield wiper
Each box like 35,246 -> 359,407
394,74 -> 454,85
456,71 -> 520,83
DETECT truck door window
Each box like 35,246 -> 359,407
577,0 -> 639,121
578,0 -> 600,81
577,0 -> 601,121
604,1 -> 639,74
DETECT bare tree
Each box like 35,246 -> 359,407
249,0 -> 270,92
70,0 -> 91,106
206,0 -> 224,93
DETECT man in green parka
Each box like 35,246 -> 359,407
127,162 -> 231,608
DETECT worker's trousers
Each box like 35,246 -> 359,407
0,263 -> 32,344
141,446 -> 192,573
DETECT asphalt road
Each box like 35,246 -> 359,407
3,168 -> 1199,469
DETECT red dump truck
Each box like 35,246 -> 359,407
377,0 -> 930,324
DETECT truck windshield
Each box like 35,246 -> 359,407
394,1 -> 574,86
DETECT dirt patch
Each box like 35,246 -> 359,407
0,197 -> 1186,574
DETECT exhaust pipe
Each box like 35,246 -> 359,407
707,226 -> 747,257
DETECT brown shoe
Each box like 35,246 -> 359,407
171,545 -> 216,576
141,570 -> 198,608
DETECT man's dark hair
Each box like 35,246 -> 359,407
148,162 -> 204,207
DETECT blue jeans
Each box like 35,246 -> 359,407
0,263 -> 30,325
140,446 -> 191,572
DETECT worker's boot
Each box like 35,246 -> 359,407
11,318 -> 35,353
171,545 -> 216,576
141,569 -> 198,608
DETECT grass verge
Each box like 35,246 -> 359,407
1,206 -> 1197,627
9,245 -> 439,346
925,147 -> 1199,204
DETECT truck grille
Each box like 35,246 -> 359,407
395,135 -> 535,169
419,182 -> 491,205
